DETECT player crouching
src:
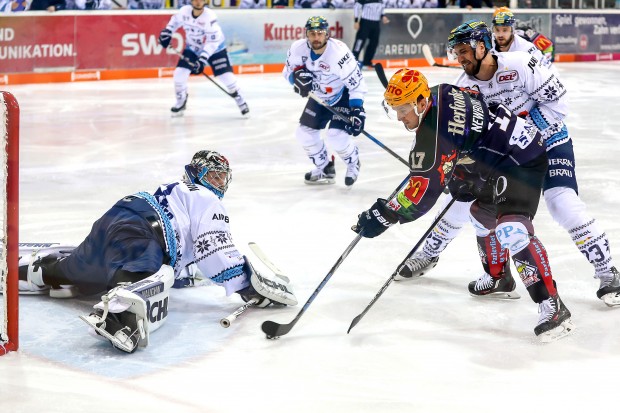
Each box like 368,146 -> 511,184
15,150 -> 297,353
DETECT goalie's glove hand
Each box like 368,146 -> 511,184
158,28 -> 172,49
345,106 -> 366,136
190,59 -> 207,75
293,67 -> 314,98
237,284 -> 273,308
352,198 -> 399,238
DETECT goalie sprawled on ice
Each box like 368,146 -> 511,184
15,150 -> 297,353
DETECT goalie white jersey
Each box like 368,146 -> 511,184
453,51 -> 568,144
151,180 -> 246,295
164,5 -> 226,60
283,38 -> 367,105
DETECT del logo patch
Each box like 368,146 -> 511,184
403,176 -> 429,205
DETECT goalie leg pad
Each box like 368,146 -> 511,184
247,260 -> 297,306
80,264 -> 174,353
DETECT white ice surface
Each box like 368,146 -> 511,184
2,62 -> 620,413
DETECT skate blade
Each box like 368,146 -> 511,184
602,292 -> 620,307
79,314 -> 137,353
470,291 -> 521,300
304,178 -> 336,185
539,319 -> 576,343
170,110 -> 185,118
50,286 -> 78,299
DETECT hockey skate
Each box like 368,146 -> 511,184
233,92 -> 250,116
16,243 -> 77,298
171,94 -> 188,117
596,266 -> 620,307
534,294 -> 575,343
345,159 -> 361,186
304,156 -> 336,185
395,250 -> 439,281
468,267 -> 520,299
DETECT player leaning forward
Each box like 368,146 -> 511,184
18,150 -> 296,353
284,16 -> 368,186
158,0 -> 249,116
353,69 -> 574,342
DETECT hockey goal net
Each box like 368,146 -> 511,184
1,91 -> 19,355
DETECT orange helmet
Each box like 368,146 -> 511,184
384,69 -> 431,107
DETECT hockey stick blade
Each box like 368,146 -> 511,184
168,47 -> 237,98
260,174 -> 412,339
374,63 -> 389,88
348,197 -> 457,334
422,44 -> 460,69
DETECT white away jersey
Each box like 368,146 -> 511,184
164,6 -> 226,60
151,180 -> 247,296
283,38 -> 367,105
453,51 -> 568,135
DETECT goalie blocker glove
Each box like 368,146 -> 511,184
293,66 -> 314,98
237,258 -> 297,307
158,28 -> 172,49
345,106 -> 366,137
352,198 -> 399,238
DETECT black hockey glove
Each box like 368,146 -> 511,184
352,198 -> 399,238
345,106 -> 366,136
191,59 -> 207,75
158,28 -> 172,49
293,67 -> 314,98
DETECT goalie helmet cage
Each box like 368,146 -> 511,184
0,91 -> 19,355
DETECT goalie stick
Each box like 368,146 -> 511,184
347,197 -> 457,333
308,92 -> 409,168
260,173 -> 413,340
422,44 -> 461,69
168,48 -> 239,99
220,298 -> 259,328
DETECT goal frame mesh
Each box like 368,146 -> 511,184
1,91 -> 19,355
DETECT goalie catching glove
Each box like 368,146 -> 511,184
352,198 -> 399,238
237,258 -> 297,307
292,66 -> 314,98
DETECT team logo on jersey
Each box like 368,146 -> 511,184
437,150 -> 457,186
496,70 -> 519,84
319,61 -> 330,71
398,176 -> 430,206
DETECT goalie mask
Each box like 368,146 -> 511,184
184,150 -> 232,199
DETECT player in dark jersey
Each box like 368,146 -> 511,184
352,68 -> 574,342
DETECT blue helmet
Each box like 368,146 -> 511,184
447,20 -> 493,58
492,7 -> 516,27
184,150 -> 231,199
305,16 -> 329,32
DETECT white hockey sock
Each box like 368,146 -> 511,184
421,197 -> 471,258
327,129 -> 358,165
173,67 -> 190,105
296,126 -> 329,168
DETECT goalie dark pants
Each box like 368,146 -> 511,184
43,196 -> 169,295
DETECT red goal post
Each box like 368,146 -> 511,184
1,91 -> 19,355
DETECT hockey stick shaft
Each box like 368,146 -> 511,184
220,298 -> 259,328
261,173 -> 413,338
422,44 -> 461,69
308,92 -> 409,168
168,48 -> 237,98
348,197 -> 457,333
374,63 -> 389,88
